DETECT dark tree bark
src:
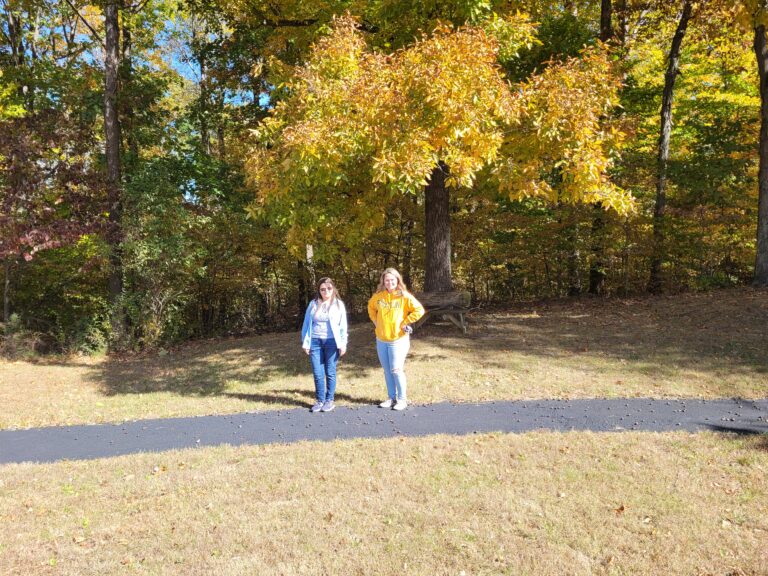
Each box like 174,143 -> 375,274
566,218 -> 582,297
600,0 -> 613,42
121,8 -> 138,166
5,8 -> 24,67
400,196 -> 417,288
648,1 -> 692,294
296,260 -> 308,328
104,0 -> 126,345
198,41 -> 211,155
424,162 -> 452,292
754,25 -> 768,286
217,124 -> 226,159
402,214 -> 414,289
3,258 -> 11,324
588,0 -> 614,295
615,0 -> 628,46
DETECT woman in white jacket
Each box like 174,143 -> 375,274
300,277 -> 348,412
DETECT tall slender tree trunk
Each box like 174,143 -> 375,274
424,162 -> 452,292
305,243 -> 316,289
648,0 -> 692,294
402,215 -> 414,288
621,218 -> 631,295
600,0 -> 613,41
587,0 -> 614,296
566,217 -> 582,296
5,9 -> 24,67
754,25 -> 768,286
217,125 -> 226,159
121,9 -> 138,166
198,45 -> 211,155
296,260 -> 308,328
3,258 -> 11,324
587,207 -> 606,295
4,10 -> 22,325
615,0 -> 628,46
401,196 -> 416,288
105,0 -> 125,346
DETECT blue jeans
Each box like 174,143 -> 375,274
309,337 -> 339,402
376,336 -> 410,401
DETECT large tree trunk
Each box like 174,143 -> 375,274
105,0 -> 125,346
648,0 -> 692,294
424,162 -> 452,292
754,25 -> 768,286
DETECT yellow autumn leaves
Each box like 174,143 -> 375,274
247,13 -> 633,229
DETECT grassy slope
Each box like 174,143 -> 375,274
0,288 -> 765,430
1,289 -> 767,575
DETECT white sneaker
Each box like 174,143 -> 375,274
379,398 -> 394,408
393,400 -> 407,411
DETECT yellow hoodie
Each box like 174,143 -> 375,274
367,290 -> 425,342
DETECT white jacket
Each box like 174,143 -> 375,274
300,299 -> 348,350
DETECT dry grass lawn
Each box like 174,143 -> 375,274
1,432 -> 766,575
1,288 -> 766,429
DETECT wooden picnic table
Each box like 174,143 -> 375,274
414,290 -> 471,334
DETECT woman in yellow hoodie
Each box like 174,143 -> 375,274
367,268 -> 425,410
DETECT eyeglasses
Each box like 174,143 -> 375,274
319,287 -> 333,292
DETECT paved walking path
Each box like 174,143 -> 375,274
1,398 -> 767,464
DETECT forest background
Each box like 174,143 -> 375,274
2,0 -> 768,354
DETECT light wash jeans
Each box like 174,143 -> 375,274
309,337 -> 339,402
376,335 -> 410,401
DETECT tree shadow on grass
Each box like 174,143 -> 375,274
714,425 -> 768,455
705,424 -> 768,437
85,324 -> 384,405
427,288 -> 768,378
222,389 -> 379,408
80,288 -> 767,405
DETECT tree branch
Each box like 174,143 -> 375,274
126,0 -> 151,14
63,0 -> 105,47
0,27 -> 11,47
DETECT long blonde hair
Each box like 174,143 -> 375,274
376,267 -> 409,294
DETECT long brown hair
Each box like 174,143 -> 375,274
315,277 -> 341,307
376,268 -> 409,294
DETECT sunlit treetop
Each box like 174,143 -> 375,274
732,0 -> 768,29
498,47 -> 633,213
245,13 -> 632,256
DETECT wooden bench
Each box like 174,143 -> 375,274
414,290 -> 471,334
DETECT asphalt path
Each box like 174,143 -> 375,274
1,398 -> 767,465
